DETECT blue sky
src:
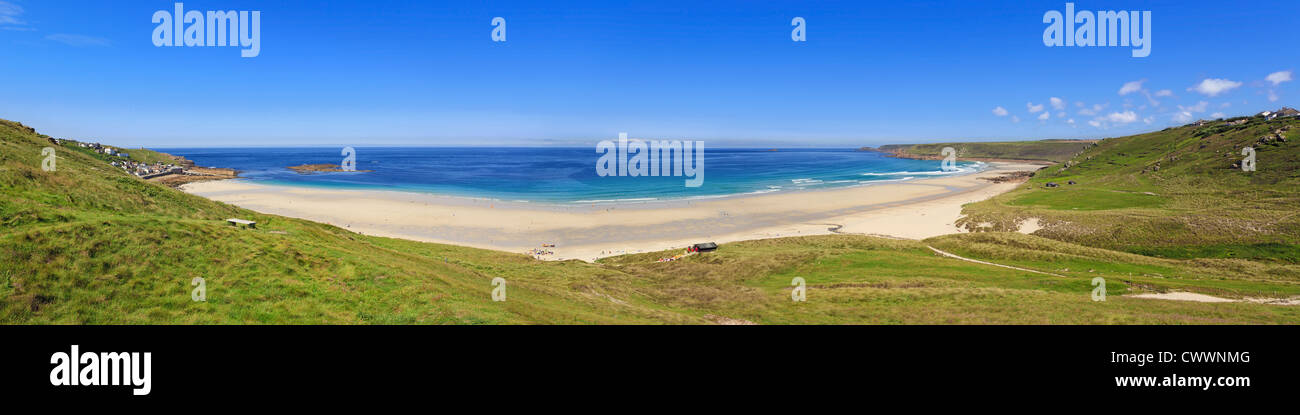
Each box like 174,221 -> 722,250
0,0 -> 1297,147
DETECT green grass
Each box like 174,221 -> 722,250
1007,188 -> 1167,210
1127,243 -> 1300,264
3,118 -> 1299,324
597,234 -> 1300,324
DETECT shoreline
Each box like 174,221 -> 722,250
168,152 -> 994,209
207,161 -> 987,211
181,161 -> 1045,261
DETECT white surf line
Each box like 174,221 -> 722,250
926,246 -> 1066,278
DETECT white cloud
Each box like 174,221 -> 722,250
1179,101 -> 1209,113
0,1 -> 25,26
1105,111 -> 1139,124
1038,112 -> 1050,121
1049,97 -> 1065,110
1011,116 -> 1020,123
1027,102 -> 1044,113
992,106 -> 1009,116
1078,103 -> 1107,116
1211,112 -> 1226,119
1153,89 -> 1174,97
1263,71 -> 1290,102
46,34 -> 112,47
1119,79 -> 1146,95
1266,70 -> 1293,86
1088,120 -> 1102,128
1172,104 -> 1212,123
1188,78 -> 1243,97
1143,116 -> 1155,125
1067,118 -> 1076,125
1140,89 -> 1167,107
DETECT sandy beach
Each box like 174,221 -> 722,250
181,162 -> 1043,261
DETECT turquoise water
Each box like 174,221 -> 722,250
158,147 -> 983,203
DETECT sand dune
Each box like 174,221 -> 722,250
181,162 -> 1043,261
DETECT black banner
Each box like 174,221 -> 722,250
0,325 -> 1293,405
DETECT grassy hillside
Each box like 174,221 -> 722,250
958,115 -> 1300,264
873,139 -> 1096,163
3,118 -> 1298,324
2,119 -> 691,324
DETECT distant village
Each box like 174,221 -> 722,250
36,136 -> 238,188
62,140 -> 187,179
1190,107 -> 1300,127
1258,107 -> 1300,121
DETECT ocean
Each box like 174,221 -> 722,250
157,147 -> 984,203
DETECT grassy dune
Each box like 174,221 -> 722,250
3,118 -> 1298,324
958,115 -> 1300,264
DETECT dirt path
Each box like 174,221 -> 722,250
1127,292 -> 1300,305
926,246 -> 1066,277
924,246 -> 1300,305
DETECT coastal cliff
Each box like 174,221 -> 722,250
860,140 -> 1096,163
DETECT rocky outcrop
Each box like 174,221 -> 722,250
1257,126 -> 1291,146
288,164 -> 373,173
978,170 -> 1034,183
